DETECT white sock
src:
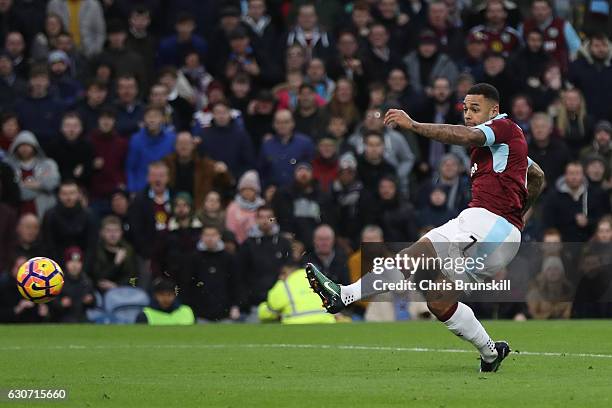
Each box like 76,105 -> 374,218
443,302 -> 498,362
340,268 -> 406,306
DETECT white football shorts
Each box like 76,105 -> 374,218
423,207 -> 521,285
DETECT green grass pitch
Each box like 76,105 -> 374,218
2,321 -> 611,407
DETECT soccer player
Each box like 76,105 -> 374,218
307,83 -> 545,372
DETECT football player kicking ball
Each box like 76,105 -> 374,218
307,83 -> 545,372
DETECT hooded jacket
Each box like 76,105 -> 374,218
543,176 -> 611,242
569,39 -> 612,120
6,131 -> 60,218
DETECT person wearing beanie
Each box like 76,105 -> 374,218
225,170 -> 265,244
49,246 -> 96,322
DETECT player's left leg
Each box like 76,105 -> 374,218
423,278 -> 510,372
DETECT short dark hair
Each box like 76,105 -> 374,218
466,83 -> 500,103
299,83 -> 315,93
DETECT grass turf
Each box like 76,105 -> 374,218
1,321 -> 611,407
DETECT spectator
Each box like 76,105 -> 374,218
46,112 -> 94,188
416,186 -> 456,230
259,109 -> 315,188
48,50 -> 81,105
327,30 -> 366,87
128,161 -> 173,274
580,120 -> 612,174
569,32 -> 612,121
109,188 -> 131,237
520,0 -> 581,72
527,61 -> 565,112
163,192 -> 203,274
543,161 -> 611,242
114,74 -> 144,137
347,1 -> 373,44
555,88 -> 594,155
157,67 -> 195,132
403,29 -> 459,95
163,131 -> 232,210
50,246 -> 95,322
324,78 -> 362,132
242,0 -> 280,61
125,7 -> 157,92
573,216 -> 612,318
237,205 -> 292,312
349,108 -> 414,193
0,256 -> 49,322
14,213 -> 44,260
285,3 -> 333,62
195,101 -> 255,179
385,68 -> 424,117
222,26 -> 278,87
183,225 -> 241,322
5,31 -> 28,79
136,277 -> 195,325
54,31 -> 88,81
272,162 -> 335,246
126,106 -> 176,193
244,89 -> 276,153
326,115 -> 353,155
480,51 -> 515,111
226,170 -> 265,244
363,22 -> 403,83
0,201 -> 16,272
42,180 -> 97,268
257,262 -> 336,324
424,0 -> 465,59
89,108 -> 128,211
347,225 -> 384,316
0,51 -> 27,111
302,224 -> 350,285
157,12 -> 207,68
458,32 -> 486,81
510,94 -> 534,136
97,19 -> 145,90
75,80 -> 108,134
365,176 -> 418,241
330,153 -> 365,250
14,65 -> 65,149
0,0 -> 28,48
356,131 -> 397,192
0,158 -> 20,208
5,130 -> 60,218
294,83 -> 328,140
47,0 -> 106,58
305,58 -> 335,102
528,112 -> 571,188
374,0 -> 413,55
180,50 -> 213,111
527,256 -> 573,319
196,190 -> 226,233
228,74 -> 253,115
0,112 -> 21,151
583,155 -> 608,190
509,29 -> 551,91
416,153 -> 471,216
312,135 -> 339,193
469,0 -> 521,58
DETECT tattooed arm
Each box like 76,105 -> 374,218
383,109 -> 486,147
523,159 -> 545,215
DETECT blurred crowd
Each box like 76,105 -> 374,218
1,0 -> 612,324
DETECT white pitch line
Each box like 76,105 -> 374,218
0,343 -> 611,359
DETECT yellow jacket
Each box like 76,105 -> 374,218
258,269 -> 336,324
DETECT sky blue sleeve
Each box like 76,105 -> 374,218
474,123 -> 496,146
527,156 -> 534,168
564,21 -> 581,56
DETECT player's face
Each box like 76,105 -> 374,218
463,94 -> 498,127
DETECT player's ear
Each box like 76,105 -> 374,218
490,103 -> 500,118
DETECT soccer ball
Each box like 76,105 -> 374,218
16,257 -> 65,303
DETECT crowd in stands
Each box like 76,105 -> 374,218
1,0 -> 612,324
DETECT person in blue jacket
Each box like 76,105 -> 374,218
126,106 -> 176,192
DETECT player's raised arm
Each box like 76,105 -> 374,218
384,109 -> 486,147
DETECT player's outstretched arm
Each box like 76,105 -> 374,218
523,160 -> 545,215
384,109 -> 486,147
